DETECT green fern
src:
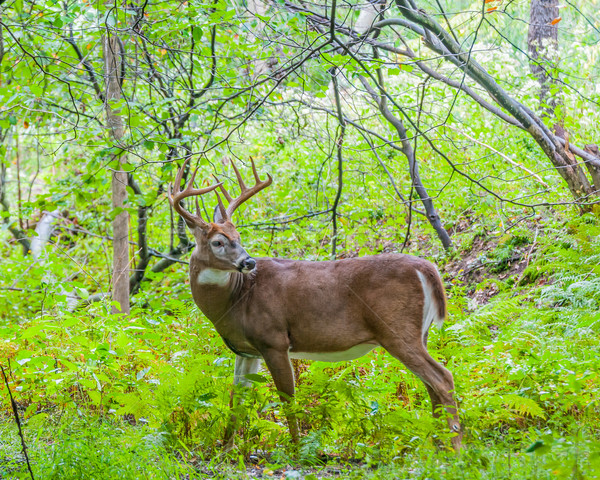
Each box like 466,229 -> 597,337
299,428 -> 326,464
501,394 -> 546,419
540,275 -> 600,309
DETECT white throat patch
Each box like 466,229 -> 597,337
197,269 -> 231,287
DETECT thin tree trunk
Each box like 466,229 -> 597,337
29,210 -> 58,258
528,0 -> 560,117
526,1 -> 594,201
0,153 -> 30,255
359,74 -> 452,250
103,32 -> 130,314
128,174 -> 150,296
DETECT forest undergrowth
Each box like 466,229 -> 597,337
2,206 -> 600,479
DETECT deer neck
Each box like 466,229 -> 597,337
189,253 -> 247,326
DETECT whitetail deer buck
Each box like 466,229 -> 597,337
168,158 -> 462,450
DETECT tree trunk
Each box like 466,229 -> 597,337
103,32 -> 130,315
583,144 -> 600,192
246,0 -> 271,78
527,1 -> 595,205
528,0 -> 560,117
355,0 -> 382,35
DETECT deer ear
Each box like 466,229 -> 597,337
213,205 -> 225,223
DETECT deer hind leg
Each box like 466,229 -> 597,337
423,384 -> 441,417
224,356 -> 262,450
260,348 -> 300,444
382,341 -> 462,451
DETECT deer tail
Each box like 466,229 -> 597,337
416,265 -> 447,345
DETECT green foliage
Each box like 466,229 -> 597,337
1,0 -> 600,477
1,417 -> 195,479
3,166 -> 600,477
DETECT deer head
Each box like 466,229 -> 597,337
167,158 -> 272,274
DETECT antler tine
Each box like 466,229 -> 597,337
213,174 -> 234,204
229,157 -> 247,191
186,166 -> 200,194
214,191 -> 227,221
249,156 -> 261,183
222,157 -> 273,220
168,159 -> 222,228
171,158 -> 187,198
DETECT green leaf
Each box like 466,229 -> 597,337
76,287 -> 89,300
192,26 -> 202,42
244,373 -> 269,383
88,390 -> 102,405
21,325 -> 45,339
103,12 -> 116,27
525,440 -> 552,455
92,372 -> 103,391
525,440 -> 544,453
502,394 -> 546,419
71,335 -> 89,346
25,403 -> 38,418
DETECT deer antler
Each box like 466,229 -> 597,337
214,157 -> 272,222
168,159 -> 222,229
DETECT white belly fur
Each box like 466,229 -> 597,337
289,344 -> 377,362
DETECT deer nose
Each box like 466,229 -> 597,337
239,257 -> 256,272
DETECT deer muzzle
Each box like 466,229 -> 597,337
237,256 -> 256,273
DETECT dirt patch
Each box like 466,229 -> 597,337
443,232 -> 540,307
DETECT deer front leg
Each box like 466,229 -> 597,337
224,355 -> 262,450
260,348 -> 300,444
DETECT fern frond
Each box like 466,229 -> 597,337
502,394 -> 546,419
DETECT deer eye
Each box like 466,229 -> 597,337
211,240 -> 224,248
